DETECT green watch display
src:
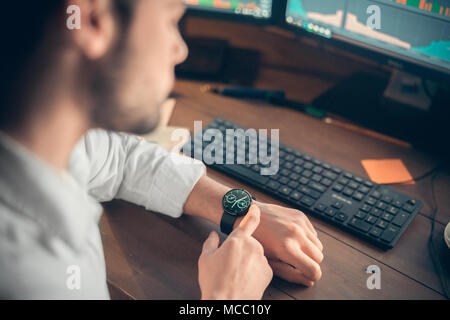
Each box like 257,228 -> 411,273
220,188 -> 254,235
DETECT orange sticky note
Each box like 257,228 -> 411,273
361,159 -> 415,185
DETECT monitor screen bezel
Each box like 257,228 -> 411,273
280,1 -> 450,82
184,1 -> 279,26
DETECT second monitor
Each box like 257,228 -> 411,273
184,0 -> 273,20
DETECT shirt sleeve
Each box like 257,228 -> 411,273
69,129 -> 206,218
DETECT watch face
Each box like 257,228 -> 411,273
222,189 -> 253,217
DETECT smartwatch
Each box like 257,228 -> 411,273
220,188 -> 254,235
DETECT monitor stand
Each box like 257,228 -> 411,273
312,70 -> 450,156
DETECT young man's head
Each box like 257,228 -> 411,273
0,0 -> 188,135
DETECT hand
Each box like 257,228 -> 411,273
251,202 -> 324,287
198,205 -> 273,300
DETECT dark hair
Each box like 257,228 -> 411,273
0,1 -> 136,128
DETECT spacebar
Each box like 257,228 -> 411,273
221,165 -> 269,185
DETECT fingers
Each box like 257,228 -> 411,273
232,205 -> 261,237
201,231 -> 220,256
282,240 -> 322,281
268,260 -> 314,287
301,238 -> 324,264
307,231 -> 323,252
303,215 -> 318,237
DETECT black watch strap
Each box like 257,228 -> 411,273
220,212 -> 237,235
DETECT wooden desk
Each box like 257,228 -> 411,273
101,78 -> 449,300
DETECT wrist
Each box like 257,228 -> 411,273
184,176 -> 231,225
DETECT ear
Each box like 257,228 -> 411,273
66,0 -> 118,60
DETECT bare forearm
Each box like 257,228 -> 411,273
183,175 -> 232,225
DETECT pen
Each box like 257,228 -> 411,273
203,85 -> 327,120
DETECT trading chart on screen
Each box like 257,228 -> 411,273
184,0 -> 272,18
286,0 -> 450,71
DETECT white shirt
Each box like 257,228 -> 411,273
0,129 -> 205,299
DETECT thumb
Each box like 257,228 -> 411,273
201,231 -> 220,256
233,205 -> 261,237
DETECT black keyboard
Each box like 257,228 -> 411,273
184,118 -> 423,250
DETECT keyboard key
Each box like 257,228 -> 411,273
303,162 -> 313,170
355,211 -> 367,219
293,166 -> 303,173
298,185 -> 311,194
370,207 -> 382,217
290,191 -> 302,201
314,203 -> 326,213
300,196 -> 315,207
376,219 -> 388,229
348,181 -> 359,189
280,186 -> 292,196
320,178 -> 333,187
335,212 -> 348,222
361,204 -> 372,212
358,186 -> 371,194
285,155 -> 295,162
309,182 -> 326,193
392,200 -> 403,208
325,208 -> 336,217
381,195 -> 392,203
308,190 -> 321,200
294,159 -> 304,166
312,174 -> 322,182
288,181 -> 299,189
371,190 -> 381,199
402,204 -> 415,213
381,213 -> 394,222
323,171 -> 338,180
353,192 -> 364,201
299,177 -> 309,185
338,177 -> 349,185
280,169 -> 291,176
279,177 -> 290,185
365,197 -> 377,206
392,212 -> 409,227
364,180 -> 374,188
302,170 -> 313,178
267,181 -> 280,191
376,201 -> 387,210
285,162 -> 294,169
380,226 -> 399,243
354,177 -> 363,183
386,206 -> 399,215
313,166 -> 323,174
331,201 -> 343,209
343,187 -> 354,197
332,167 -> 342,174
349,217 -> 371,233
365,215 -> 378,224
369,227 -> 383,238
344,173 -> 353,179
332,184 -> 344,192
289,173 -> 300,180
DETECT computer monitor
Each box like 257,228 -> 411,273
183,0 -> 274,22
284,0 -> 450,80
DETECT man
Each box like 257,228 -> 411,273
0,0 -> 323,299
